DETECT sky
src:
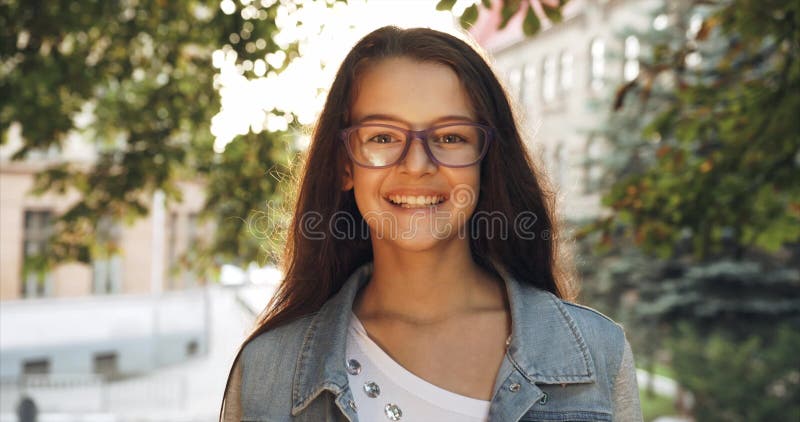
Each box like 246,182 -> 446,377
209,0 -> 475,153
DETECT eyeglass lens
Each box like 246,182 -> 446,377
347,124 -> 487,167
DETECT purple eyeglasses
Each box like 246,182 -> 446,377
339,122 -> 495,169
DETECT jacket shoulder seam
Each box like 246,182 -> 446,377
559,301 -> 623,329
243,312 -> 318,356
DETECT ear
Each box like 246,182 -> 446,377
341,162 -> 354,191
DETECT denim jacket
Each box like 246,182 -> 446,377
223,261 -> 642,421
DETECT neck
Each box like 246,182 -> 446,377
353,237 -> 506,323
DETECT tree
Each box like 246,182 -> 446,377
575,0 -> 800,416
579,0 -> 800,320
587,0 -> 800,260
1,0 -> 313,270
669,323 -> 800,421
436,0 -> 568,36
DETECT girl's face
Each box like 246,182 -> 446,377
342,57 -> 482,251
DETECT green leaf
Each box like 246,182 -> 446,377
499,0 -> 520,29
481,0 -> 492,8
522,6 -> 541,36
460,4 -> 479,28
435,0 -> 457,12
542,3 -> 562,23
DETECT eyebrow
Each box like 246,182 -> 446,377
355,113 -> 475,125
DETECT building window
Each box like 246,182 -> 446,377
589,38 -> 606,92
93,352 -> 119,379
623,35 -> 640,81
541,55 -> 556,103
93,217 -> 122,294
22,210 -> 53,298
22,358 -> 50,375
559,51 -> 574,92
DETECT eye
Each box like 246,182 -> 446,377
436,134 -> 466,144
368,133 -> 402,144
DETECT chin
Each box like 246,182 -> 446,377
391,223 -> 463,250
384,235 -> 449,253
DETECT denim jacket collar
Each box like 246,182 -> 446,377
290,260 -> 596,416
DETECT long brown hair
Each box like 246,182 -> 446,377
220,25 -> 573,418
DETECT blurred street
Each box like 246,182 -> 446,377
0,283 -> 272,422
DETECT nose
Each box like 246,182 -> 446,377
397,136 -> 437,174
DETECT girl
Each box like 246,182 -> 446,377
221,26 -> 642,422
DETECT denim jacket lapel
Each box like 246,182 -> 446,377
498,263 -> 596,384
291,262 -> 374,420
489,262 -> 597,421
290,260 -> 596,421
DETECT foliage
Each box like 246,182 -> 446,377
582,0 -> 800,260
636,259 -> 800,332
669,323 -> 800,421
201,130 -> 297,265
0,0 -> 312,269
639,390 -> 678,422
21,254 -> 50,284
569,2 -> 800,417
575,0 -> 800,324
578,236 -> 800,417
437,0 -> 567,36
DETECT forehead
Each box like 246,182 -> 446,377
350,57 -> 476,127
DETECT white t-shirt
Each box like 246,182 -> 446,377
345,311 -> 491,422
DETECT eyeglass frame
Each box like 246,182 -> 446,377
338,121 -> 496,169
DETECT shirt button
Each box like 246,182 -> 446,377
363,381 -> 381,398
539,392 -> 549,405
348,399 -> 357,411
508,382 -> 521,392
345,358 -> 361,375
384,403 -> 403,420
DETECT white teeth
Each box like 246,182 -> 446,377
387,194 -> 446,206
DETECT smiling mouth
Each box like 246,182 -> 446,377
385,194 -> 448,209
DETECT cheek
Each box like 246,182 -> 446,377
447,169 -> 481,210
351,169 -> 386,209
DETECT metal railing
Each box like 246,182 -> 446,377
0,373 -> 187,416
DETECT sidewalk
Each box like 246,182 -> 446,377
0,284 -> 272,422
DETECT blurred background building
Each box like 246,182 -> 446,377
472,0 -> 661,223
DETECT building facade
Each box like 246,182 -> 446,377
0,128 -> 212,379
1,166 -> 208,301
472,0 -> 664,222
